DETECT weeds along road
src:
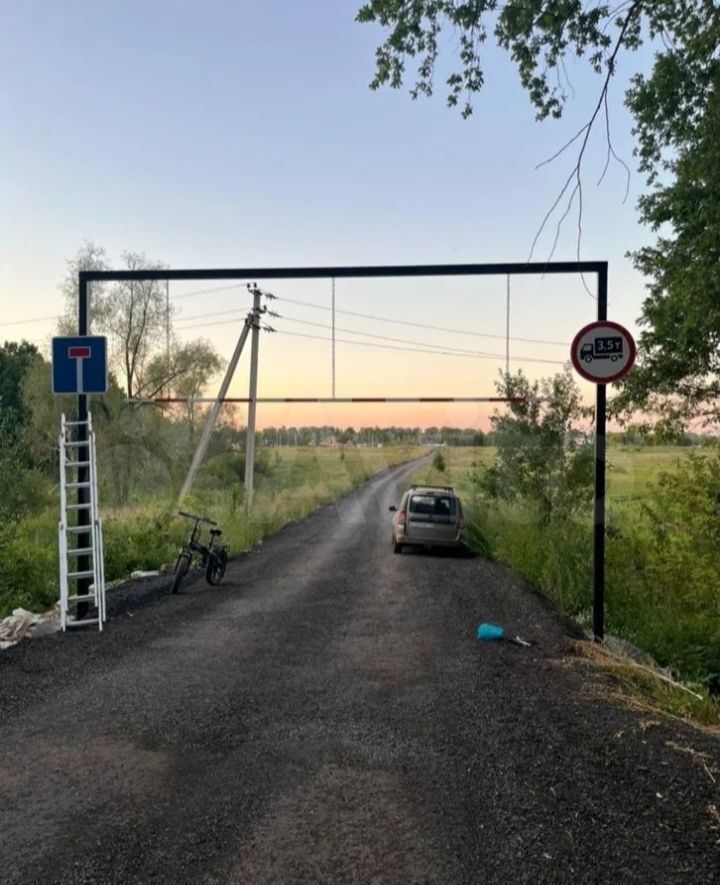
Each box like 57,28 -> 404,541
2,459 -> 719,884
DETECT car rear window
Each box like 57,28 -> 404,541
409,495 -> 457,516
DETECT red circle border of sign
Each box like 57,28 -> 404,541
570,320 -> 636,384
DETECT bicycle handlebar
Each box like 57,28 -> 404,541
178,510 -> 218,526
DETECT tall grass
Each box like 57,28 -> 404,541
0,445 -> 424,618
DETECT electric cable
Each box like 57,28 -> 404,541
2,283 -> 249,330
274,328 -> 565,365
272,293 -> 568,347
273,313 -> 562,363
170,311 -> 565,364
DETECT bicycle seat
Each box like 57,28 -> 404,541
210,528 -> 222,537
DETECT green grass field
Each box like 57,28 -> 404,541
605,445 -> 696,499
405,444 -> 698,500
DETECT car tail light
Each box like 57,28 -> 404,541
398,510 -> 406,526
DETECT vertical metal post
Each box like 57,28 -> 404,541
505,274 -> 510,377
76,274 -> 91,620
244,288 -> 262,509
331,277 -> 336,398
593,265 -> 609,641
165,280 -> 171,381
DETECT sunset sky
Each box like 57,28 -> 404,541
1,1 -> 654,429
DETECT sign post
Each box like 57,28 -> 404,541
52,334 -> 107,621
571,313 -> 635,641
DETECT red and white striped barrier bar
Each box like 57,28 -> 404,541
129,396 -> 528,404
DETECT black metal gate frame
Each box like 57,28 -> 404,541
77,261 -> 609,638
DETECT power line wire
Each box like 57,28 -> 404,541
274,329 -> 565,366
2,283 -> 249,330
173,294 -> 570,353
171,310 -> 565,365
0,314 -> 67,327
273,293 -> 569,347
276,313 -> 559,362
9,281 -> 566,354
174,306 -> 248,325
169,283 -> 247,300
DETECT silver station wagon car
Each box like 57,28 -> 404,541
389,485 -> 465,554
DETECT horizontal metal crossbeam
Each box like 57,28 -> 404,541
127,396 -> 529,405
81,260 -> 606,284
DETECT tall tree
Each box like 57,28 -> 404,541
615,69 -> 720,422
105,251 -> 170,398
358,2 -> 720,420
144,339 -> 224,438
58,240 -> 111,332
357,1 -> 649,119
59,244 -> 220,400
0,340 -> 38,448
0,352 -> 52,519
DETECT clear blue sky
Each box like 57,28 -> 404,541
1,1 -> 655,425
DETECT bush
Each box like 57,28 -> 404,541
604,453 -> 720,681
433,450 -> 446,472
0,451 -> 54,521
197,452 -> 246,489
0,511 -> 58,616
103,508 -> 179,579
478,368 -> 593,522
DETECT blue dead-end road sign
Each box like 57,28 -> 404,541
52,336 -> 108,395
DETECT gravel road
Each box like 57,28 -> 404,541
1,459 -> 719,884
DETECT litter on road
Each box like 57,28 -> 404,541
476,621 -> 534,648
0,607 -> 60,649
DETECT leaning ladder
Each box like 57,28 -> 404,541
58,413 -> 106,630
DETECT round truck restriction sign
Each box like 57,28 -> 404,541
571,321 -> 636,384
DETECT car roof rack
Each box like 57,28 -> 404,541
409,485 -> 455,493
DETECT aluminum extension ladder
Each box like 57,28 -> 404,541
58,413 -> 106,630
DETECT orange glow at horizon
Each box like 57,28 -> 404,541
246,402 -> 499,432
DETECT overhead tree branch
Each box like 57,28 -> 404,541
528,1 -> 644,285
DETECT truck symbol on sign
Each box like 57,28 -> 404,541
581,336 -> 624,363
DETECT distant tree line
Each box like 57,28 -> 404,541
609,428 -> 718,448
256,426 -> 487,447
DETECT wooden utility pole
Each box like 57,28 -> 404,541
244,287 -> 262,509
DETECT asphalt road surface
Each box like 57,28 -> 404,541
2,459 -> 719,884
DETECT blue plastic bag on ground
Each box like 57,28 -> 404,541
476,622 -> 505,641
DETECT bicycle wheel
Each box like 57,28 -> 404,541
205,548 -> 227,585
171,552 -> 191,594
